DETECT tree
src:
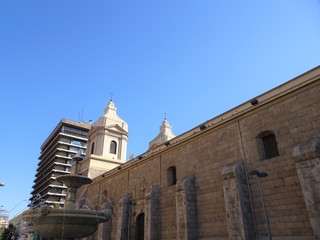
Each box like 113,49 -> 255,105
0,228 -> 4,239
1,224 -> 18,240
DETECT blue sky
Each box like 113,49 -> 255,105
0,0 -> 319,218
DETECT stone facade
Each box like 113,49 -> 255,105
79,66 -> 320,239
80,100 -> 128,179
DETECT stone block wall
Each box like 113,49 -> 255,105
78,72 -> 320,239
240,81 -> 320,238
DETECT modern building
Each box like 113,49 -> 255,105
0,210 -> 9,229
29,119 -> 91,208
77,66 -> 320,239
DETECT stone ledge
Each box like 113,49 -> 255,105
270,236 -> 316,240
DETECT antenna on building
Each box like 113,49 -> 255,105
77,106 -> 85,122
80,106 -> 84,122
109,92 -> 114,101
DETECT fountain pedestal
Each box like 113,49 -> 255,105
56,174 -> 92,210
22,154 -> 111,239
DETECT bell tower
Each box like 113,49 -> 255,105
149,118 -> 175,149
80,100 -> 128,178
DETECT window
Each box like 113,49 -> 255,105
110,141 -> 117,154
71,140 -> 81,146
257,131 -> 279,160
61,126 -> 89,138
70,146 -> 79,152
135,213 -> 145,240
91,142 -> 95,154
167,166 -> 177,186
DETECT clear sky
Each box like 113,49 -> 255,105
0,0 -> 319,219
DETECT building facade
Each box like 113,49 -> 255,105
30,119 -> 91,208
77,66 -> 320,240
0,210 -> 9,229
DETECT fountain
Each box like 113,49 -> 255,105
21,152 -> 112,239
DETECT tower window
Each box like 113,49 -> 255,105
110,141 -> 117,154
167,166 -> 177,186
91,142 -> 95,154
257,131 -> 279,160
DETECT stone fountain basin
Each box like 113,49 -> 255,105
56,174 -> 92,188
22,207 -> 109,239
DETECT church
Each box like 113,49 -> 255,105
77,66 -> 320,240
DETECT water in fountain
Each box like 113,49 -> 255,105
20,153 -> 112,240
75,193 -> 116,240
1,199 -> 30,240
77,193 -> 115,220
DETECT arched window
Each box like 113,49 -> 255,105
167,166 -> 177,186
91,142 -> 95,154
257,131 -> 279,160
110,140 -> 117,154
135,213 -> 145,240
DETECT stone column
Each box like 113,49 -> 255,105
176,176 -> 197,240
221,160 -> 255,240
145,186 -> 160,240
116,193 -> 132,240
101,220 -> 112,240
293,139 -> 320,238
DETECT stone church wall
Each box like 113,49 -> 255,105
79,70 -> 320,239
240,82 -> 320,237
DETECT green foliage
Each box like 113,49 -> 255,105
1,224 -> 18,240
0,228 -> 4,239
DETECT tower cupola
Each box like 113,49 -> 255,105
80,100 -> 128,178
149,118 -> 175,149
